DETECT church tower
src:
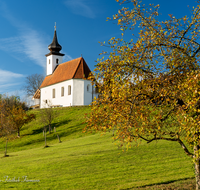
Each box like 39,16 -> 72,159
45,25 -> 65,75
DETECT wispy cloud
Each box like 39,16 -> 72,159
62,51 -> 73,62
0,2 -> 47,68
0,69 -> 25,94
0,2 -> 73,68
0,69 -> 24,83
64,0 -> 96,18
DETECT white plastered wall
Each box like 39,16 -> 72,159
40,79 -> 73,108
46,54 -> 63,75
72,79 -> 99,106
40,79 -> 99,108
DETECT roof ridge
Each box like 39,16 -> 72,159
60,57 -> 81,65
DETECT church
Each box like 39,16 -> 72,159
32,27 -> 98,108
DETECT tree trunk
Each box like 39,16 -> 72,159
17,128 -> 20,137
45,127 -> 47,147
49,124 -> 51,134
57,134 -> 61,143
194,145 -> 200,190
4,138 -> 8,157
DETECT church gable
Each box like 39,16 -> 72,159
73,58 -> 91,79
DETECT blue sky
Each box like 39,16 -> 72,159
0,0 -> 197,102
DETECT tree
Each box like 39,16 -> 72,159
40,100 -> 59,147
85,1 -> 200,189
23,73 -> 44,96
8,104 -> 36,137
0,100 -> 15,157
0,94 -> 35,137
40,100 -> 58,134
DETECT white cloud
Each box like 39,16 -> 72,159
0,33 -> 47,68
0,69 -> 25,94
0,1 -> 73,69
0,69 -> 24,83
64,0 -> 95,18
20,29 -> 47,68
0,2 -> 47,68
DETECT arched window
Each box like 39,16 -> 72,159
68,85 -> 71,95
56,59 -> 59,64
61,87 -> 64,96
52,89 -> 55,98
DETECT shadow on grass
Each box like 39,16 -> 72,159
27,119 -> 71,136
122,177 -> 195,190
18,120 -> 84,147
1,155 -> 17,158
58,124 -> 85,138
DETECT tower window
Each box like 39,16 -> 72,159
61,87 -> 64,97
52,89 -> 55,98
49,59 -> 50,64
56,59 -> 59,64
68,85 -> 71,95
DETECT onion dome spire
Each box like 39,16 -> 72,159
48,24 -> 62,53
46,23 -> 64,57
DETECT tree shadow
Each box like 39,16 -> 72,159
28,119 -> 71,136
52,119 -> 72,129
55,123 -> 85,138
121,177 -> 195,190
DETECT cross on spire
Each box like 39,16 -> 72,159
54,22 -> 56,31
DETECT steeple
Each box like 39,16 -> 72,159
46,24 -> 65,57
45,24 -> 65,75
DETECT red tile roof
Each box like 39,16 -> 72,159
40,57 -> 91,88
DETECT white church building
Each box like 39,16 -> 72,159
33,28 -> 98,108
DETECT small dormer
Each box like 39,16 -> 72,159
45,25 -> 65,75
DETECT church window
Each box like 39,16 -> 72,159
56,59 -> 59,64
87,84 -> 90,92
61,87 -> 64,96
49,59 -> 50,64
68,85 -> 71,95
53,89 -> 55,98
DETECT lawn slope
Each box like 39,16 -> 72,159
0,106 -> 195,189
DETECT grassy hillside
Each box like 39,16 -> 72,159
0,106 -> 196,189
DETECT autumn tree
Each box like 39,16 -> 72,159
23,73 -> 44,96
0,100 -> 15,157
85,1 -> 200,189
0,94 -> 35,138
8,104 -> 36,137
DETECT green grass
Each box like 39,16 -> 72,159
0,106 -> 196,189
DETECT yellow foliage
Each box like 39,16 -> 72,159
85,3 -> 200,185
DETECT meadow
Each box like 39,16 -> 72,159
0,106 -> 196,189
